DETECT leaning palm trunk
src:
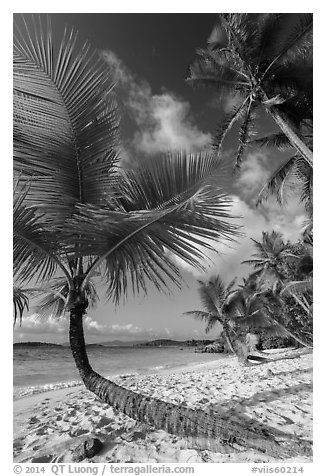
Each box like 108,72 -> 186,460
223,324 -> 237,354
69,307 -> 311,458
261,90 -> 313,168
268,315 -> 311,349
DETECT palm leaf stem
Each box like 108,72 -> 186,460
15,227 -> 73,288
265,314 -> 310,348
213,95 -> 250,152
289,292 -> 311,316
80,193 -> 225,292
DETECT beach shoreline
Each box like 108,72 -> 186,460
14,349 -> 313,463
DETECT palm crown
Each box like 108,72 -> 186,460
14,17 -> 240,313
187,14 -> 313,215
187,13 -> 312,167
241,230 -> 293,283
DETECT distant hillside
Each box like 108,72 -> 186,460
135,339 -> 215,347
13,342 -> 62,347
59,339 -> 215,348
98,340 -> 147,347
85,343 -> 105,348
61,340 -> 147,347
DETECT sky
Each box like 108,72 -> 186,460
13,13 -> 309,344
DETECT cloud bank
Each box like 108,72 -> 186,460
13,314 -> 180,343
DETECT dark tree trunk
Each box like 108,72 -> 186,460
260,89 -> 313,168
268,316 -> 312,349
222,323 -> 236,354
69,307 -> 311,459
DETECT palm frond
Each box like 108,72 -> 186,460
212,96 -> 250,151
261,14 -> 313,79
250,133 -> 291,152
281,279 -> 312,297
225,277 -> 237,295
183,310 -> 221,335
197,284 -> 220,315
196,275 -> 229,316
234,98 -> 257,169
66,152 -> 241,303
183,310 -> 212,322
257,13 -> 286,64
34,277 -> 99,319
186,47 -> 250,96
205,316 -> 221,334
294,156 -> 313,212
13,286 -> 30,325
223,290 -> 245,317
13,181 -> 70,284
219,14 -> 260,73
14,15 -> 120,216
234,311 -> 272,329
256,155 -> 298,207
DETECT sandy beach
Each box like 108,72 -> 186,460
13,349 -> 313,463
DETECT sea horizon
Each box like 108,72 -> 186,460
13,344 -> 224,399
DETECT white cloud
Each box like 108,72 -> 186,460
101,50 -> 212,155
101,50 -> 133,87
173,194 -> 306,283
14,314 -> 106,337
133,93 -> 211,154
13,314 -> 175,342
235,151 -> 271,200
100,50 -> 306,286
110,323 -> 143,335
14,314 -> 68,334
83,316 -> 106,332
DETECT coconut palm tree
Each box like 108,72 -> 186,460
14,16 -> 266,450
187,13 -> 313,169
241,230 -> 293,283
183,275 -> 238,353
243,230 -> 312,322
280,243 -> 313,318
225,274 -> 311,349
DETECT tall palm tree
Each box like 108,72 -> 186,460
14,16 -> 277,451
183,275 -> 237,353
187,13 -> 313,169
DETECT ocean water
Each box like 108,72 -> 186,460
13,345 -> 224,399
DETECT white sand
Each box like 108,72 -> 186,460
13,350 -> 312,463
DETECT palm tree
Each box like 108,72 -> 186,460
187,14 -> 313,169
243,231 -> 313,325
241,231 -> 293,283
225,274 -> 311,349
14,16 -> 270,450
183,275 -> 238,353
280,243 -> 313,318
